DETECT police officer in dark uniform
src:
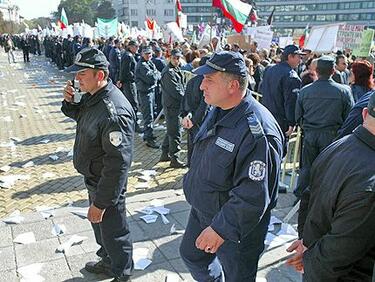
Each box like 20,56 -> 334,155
118,40 -> 141,132
135,46 -> 160,148
61,48 -> 134,282
109,39 -> 122,83
152,46 -> 167,116
287,93 -> 375,281
294,56 -> 354,198
160,49 -> 187,168
260,45 -> 304,137
179,52 -> 285,281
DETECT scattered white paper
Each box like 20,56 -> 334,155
7,89 -> 18,93
18,263 -> 44,282
35,205 -> 58,212
161,214 -> 170,225
49,155 -> 59,161
264,232 -> 297,249
170,224 -> 177,235
141,169 -> 157,176
150,199 -> 164,207
133,248 -> 152,270
0,116 -> 12,122
10,137 -> 22,143
55,147 -> 67,153
69,207 -> 89,218
134,182 -> 149,189
0,141 -> 16,148
42,172 -> 56,179
256,277 -> 267,282
139,207 -> 154,215
19,113 -> 27,118
140,214 -> 158,224
22,161 -> 34,168
40,139 -> 50,144
40,211 -> 55,219
277,223 -> 298,237
0,165 -> 11,172
153,206 -> 170,215
138,175 -> 151,182
267,224 -> 275,232
67,149 -> 73,157
51,224 -> 66,236
14,101 -> 26,108
2,210 -> 24,224
269,216 -> 283,225
153,125 -> 166,130
0,174 -> 30,188
14,232 -> 36,244
56,234 -> 87,253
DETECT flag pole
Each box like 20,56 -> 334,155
210,5 -> 213,42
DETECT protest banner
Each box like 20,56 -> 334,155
255,28 -> 273,49
96,18 -> 118,38
304,23 -> 340,52
352,29 -> 375,57
336,24 -> 365,50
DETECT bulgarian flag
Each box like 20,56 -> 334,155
212,0 -> 252,33
176,0 -> 182,27
299,24 -> 309,48
58,8 -> 68,30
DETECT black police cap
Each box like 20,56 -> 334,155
283,45 -> 306,56
65,47 -> 109,73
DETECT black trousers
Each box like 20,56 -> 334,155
88,192 -> 133,277
180,208 -> 270,282
294,130 -> 337,198
162,107 -> 182,160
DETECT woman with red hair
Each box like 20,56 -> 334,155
349,60 -> 374,102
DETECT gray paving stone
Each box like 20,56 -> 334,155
258,261 -> 302,282
170,210 -> 190,228
153,233 -> 184,261
34,258 -> 73,281
131,261 -> 179,281
137,216 -> 185,240
0,246 -> 16,271
15,237 -> 64,267
129,220 -> 150,243
133,240 -> 166,265
168,258 -> 194,282
0,225 -> 13,247
52,214 -> 92,235
11,219 -> 55,241
0,269 -> 18,282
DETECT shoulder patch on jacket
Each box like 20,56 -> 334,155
247,113 -> 264,138
289,70 -> 299,79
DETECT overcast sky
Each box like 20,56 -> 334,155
13,0 -> 61,20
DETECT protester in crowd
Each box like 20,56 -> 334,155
349,60 -> 374,102
247,53 -> 264,92
294,56 -> 354,199
332,54 -> 350,84
245,57 -> 256,91
135,46 -> 160,148
260,45 -> 304,138
160,49 -> 187,168
287,92 -> 375,281
152,46 -> 167,117
20,35 -> 31,63
61,48 -> 134,282
180,51 -> 284,281
5,35 -> 16,64
300,58 -> 318,86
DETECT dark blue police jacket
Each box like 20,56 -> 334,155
260,61 -> 301,132
61,81 -> 135,209
183,91 -> 285,243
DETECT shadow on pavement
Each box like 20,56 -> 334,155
16,133 -> 75,145
11,175 -> 84,199
10,150 -> 72,167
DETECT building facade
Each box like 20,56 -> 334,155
256,0 -> 375,36
112,0 -> 176,28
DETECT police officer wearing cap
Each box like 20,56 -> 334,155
108,39 -> 122,83
294,56 -> 354,199
118,40 -> 141,132
135,45 -> 161,148
160,48 -> 187,168
179,51 -> 285,281
61,48 -> 134,282
260,45 -> 304,137
287,92 -> 375,281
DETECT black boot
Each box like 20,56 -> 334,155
159,152 -> 171,162
170,158 -> 186,168
85,259 -> 113,276
146,139 -> 160,149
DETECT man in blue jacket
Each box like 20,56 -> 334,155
180,51 -> 285,281
61,48 -> 134,282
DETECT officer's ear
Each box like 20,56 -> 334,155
362,107 -> 369,121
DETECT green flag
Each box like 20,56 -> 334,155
353,29 -> 374,57
97,18 -> 118,38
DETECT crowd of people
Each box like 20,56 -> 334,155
1,30 -> 374,281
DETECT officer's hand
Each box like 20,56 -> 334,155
63,80 -> 74,103
182,116 -> 193,129
285,126 -> 294,137
195,226 -> 224,254
116,81 -> 122,88
286,239 -> 307,273
87,204 -> 105,224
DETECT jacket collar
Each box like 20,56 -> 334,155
84,80 -> 113,108
354,125 -> 375,151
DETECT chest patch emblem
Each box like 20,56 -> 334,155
109,131 -> 122,147
249,160 -> 266,181
215,137 -> 235,152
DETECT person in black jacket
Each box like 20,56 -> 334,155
160,49 -> 187,167
287,92 -> 375,281
181,56 -> 209,166
135,46 -> 160,148
20,35 -> 30,63
118,40 -> 141,132
61,48 -> 134,282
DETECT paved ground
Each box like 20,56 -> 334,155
0,50 -> 302,281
